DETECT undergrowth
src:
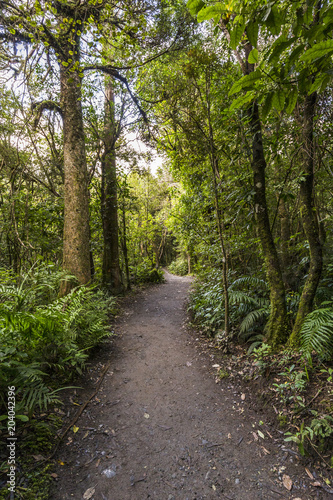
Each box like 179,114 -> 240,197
0,263 -> 116,498
168,257 -> 188,276
189,268 -> 333,464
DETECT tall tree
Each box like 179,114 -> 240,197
101,76 -> 123,293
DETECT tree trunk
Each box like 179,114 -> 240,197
59,65 -> 91,296
279,198 -> 292,290
121,206 -> 131,290
206,70 -> 230,338
101,76 -> 123,294
249,101 -> 288,347
290,93 -> 323,345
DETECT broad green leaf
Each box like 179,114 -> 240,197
272,90 -> 285,112
268,38 -> 294,64
229,91 -> 255,111
261,92 -> 273,121
303,24 -> 325,44
303,4 -> 314,25
16,415 -> 29,422
246,21 -> 258,47
186,0 -> 205,17
265,6 -> 282,36
197,4 -> 224,22
285,87 -> 298,114
229,79 -> 243,96
230,21 -> 245,50
248,48 -> 258,64
301,40 -> 333,62
308,73 -> 330,94
289,44 -> 305,66
228,70 -> 263,96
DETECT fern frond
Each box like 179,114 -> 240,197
239,307 -> 270,335
229,276 -> 268,291
300,307 -> 333,359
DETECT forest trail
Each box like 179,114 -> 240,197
51,271 -> 330,500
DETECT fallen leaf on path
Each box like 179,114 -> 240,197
73,425 -> 79,433
144,413 -> 150,419
257,430 -> 265,439
58,460 -> 65,466
83,486 -> 95,499
95,458 -> 101,467
212,484 -> 216,491
241,393 -> 246,400
83,431 -> 89,439
311,481 -> 322,487
212,364 -> 220,368
50,473 -> 58,479
66,437 -> 73,445
186,361 -> 192,367
260,446 -> 270,455
32,454 -> 45,461
252,432 -> 258,441
282,474 -> 293,491
305,468 -> 314,480
227,433 -> 231,439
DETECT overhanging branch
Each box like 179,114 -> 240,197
83,65 -> 148,123
31,100 -> 63,129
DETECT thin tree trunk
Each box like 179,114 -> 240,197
225,32 -> 288,347
249,101 -> 288,347
59,64 -> 91,296
290,93 -> 323,345
206,70 -> 229,338
121,205 -> 131,290
101,77 -> 123,294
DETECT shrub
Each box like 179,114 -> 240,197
131,259 -> 164,284
168,258 -> 188,276
0,264 -> 115,422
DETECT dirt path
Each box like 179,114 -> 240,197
51,271 -> 331,499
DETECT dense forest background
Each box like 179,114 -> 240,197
1,0 -> 333,495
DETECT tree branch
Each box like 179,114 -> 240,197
31,100 -> 63,129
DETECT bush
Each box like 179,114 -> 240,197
188,269 -> 270,344
131,259 -> 164,284
168,258 -> 188,276
0,264 -> 115,421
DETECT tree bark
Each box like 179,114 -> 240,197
249,101 -> 288,347
59,65 -> 91,296
101,77 -> 123,294
290,93 -> 323,345
120,204 -> 131,290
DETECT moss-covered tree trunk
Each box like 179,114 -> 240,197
290,93 -> 323,345
101,77 -> 123,294
279,198 -> 291,288
59,63 -> 91,296
249,101 -> 288,347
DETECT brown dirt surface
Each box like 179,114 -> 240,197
50,271 -> 333,500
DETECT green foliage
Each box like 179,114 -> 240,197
272,365 -> 307,409
0,264 -> 114,422
189,270 -> 270,342
300,304 -> 333,360
168,257 -> 188,276
285,414 -> 333,456
131,258 -> 165,284
251,343 -> 272,370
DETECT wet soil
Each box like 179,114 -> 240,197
51,271 -> 332,500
